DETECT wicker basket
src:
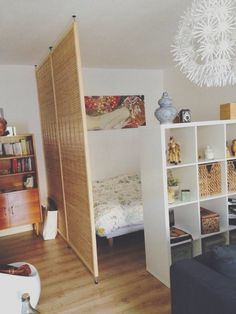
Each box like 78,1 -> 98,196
198,163 -> 222,198
200,207 -> 220,234
227,161 -> 236,193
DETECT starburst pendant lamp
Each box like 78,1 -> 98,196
172,0 -> 236,87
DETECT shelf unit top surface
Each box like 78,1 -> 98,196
146,119 -> 236,130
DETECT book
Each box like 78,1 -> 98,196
27,157 -> 32,171
12,142 -> 22,156
3,143 -> 14,156
11,158 -> 18,173
228,197 -> 236,203
20,139 -> 27,155
26,139 -> 33,154
170,226 -> 192,244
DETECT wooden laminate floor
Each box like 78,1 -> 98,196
0,231 -> 171,314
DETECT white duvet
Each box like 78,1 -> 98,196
92,174 -> 143,237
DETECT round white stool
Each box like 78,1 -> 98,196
0,262 -> 41,314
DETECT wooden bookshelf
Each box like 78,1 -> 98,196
0,134 -> 42,235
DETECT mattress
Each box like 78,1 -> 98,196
92,174 -> 143,237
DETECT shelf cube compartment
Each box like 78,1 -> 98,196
198,161 -> 226,199
229,229 -> 236,244
165,127 -> 196,166
173,203 -> 200,240
168,166 -> 198,204
171,241 -> 193,264
197,125 -> 225,161
200,197 -> 228,234
202,233 -> 227,254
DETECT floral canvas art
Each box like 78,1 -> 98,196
84,95 -> 145,130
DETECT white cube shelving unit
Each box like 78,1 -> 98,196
140,120 -> 236,287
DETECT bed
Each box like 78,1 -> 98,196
92,173 -> 143,246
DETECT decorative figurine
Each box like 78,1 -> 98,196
24,176 -> 34,189
154,92 -> 178,124
168,136 -> 181,164
204,145 -> 214,160
232,139 -> 236,156
179,109 -> 191,123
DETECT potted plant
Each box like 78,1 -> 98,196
167,170 -> 179,203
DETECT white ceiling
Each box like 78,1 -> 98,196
0,0 -> 192,68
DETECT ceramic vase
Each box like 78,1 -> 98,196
154,92 -> 178,124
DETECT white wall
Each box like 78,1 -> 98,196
3,64 -> 234,197
83,68 -> 163,180
0,65 -> 47,205
163,67 -> 236,121
0,65 -> 162,234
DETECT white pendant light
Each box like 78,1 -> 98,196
172,0 -> 236,87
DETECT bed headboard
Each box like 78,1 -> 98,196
88,128 -> 140,181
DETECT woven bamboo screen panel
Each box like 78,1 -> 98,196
36,56 -> 67,239
227,161 -> 236,193
51,23 -> 98,278
198,163 -> 222,198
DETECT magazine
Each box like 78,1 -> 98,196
170,226 -> 192,244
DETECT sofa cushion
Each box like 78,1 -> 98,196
194,251 -> 213,267
211,245 -> 236,280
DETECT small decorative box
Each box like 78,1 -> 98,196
220,103 -> 236,120
200,207 -> 220,235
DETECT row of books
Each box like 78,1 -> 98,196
0,139 -> 33,156
11,157 -> 34,174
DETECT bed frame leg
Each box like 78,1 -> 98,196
108,237 -> 114,247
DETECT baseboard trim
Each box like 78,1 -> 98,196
0,225 -> 33,237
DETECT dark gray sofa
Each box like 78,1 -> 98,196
170,249 -> 236,314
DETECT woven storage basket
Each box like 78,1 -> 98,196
200,207 -> 220,235
198,163 -> 221,198
227,161 -> 236,193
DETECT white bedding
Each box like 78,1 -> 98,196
92,174 -> 143,237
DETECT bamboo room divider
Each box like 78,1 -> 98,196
36,22 -> 98,281
36,55 -> 68,240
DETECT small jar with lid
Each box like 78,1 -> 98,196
181,189 -> 191,202
204,145 -> 214,160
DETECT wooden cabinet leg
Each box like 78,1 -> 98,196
108,237 -> 114,247
34,223 -> 40,236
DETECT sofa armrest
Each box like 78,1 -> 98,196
170,259 -> 236,314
